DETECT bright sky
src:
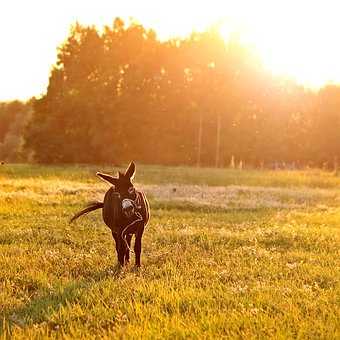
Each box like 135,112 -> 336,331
1,0 -> 340,101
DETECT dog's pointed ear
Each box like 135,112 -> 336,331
96,172 -> 118,186
125,162 -> 136,180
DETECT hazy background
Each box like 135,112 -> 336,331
1,0 -> 340,168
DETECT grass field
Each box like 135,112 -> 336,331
0,164 -> 339,339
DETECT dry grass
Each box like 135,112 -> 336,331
0,165 -> 339,339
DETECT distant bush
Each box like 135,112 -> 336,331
0,100 -> 32,162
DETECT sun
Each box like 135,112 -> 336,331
95,0 -> 340,90
217,0 -> 340,88
1,0 -> 340,101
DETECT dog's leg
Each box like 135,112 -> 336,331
112,231 -> 125,266
134,224 -> 145,267
125,234 -> 133,264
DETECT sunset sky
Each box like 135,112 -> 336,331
1,0 -> 340,101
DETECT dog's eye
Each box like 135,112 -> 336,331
128,187 -> 135,195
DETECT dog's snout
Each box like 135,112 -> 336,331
122,199 -> 134,217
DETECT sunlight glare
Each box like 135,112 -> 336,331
230,0 -> 340,88
1,0 -> 340,100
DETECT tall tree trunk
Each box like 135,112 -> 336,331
197,113 -> 203,167
215,113 -> 221,168
334,156 -> 338,173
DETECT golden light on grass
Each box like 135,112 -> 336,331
1,164 -> 339,338
1,0 -> 340,100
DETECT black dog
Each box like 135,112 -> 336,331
71,162 -> 150,267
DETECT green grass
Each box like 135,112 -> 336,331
3,163 -> 340,188
0,164 -> 339,339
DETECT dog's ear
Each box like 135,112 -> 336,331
96,172 -> 118,186
125,162 -> 136,180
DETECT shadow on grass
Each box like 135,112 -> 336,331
1,264 -> 124,336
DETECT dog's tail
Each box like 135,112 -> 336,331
70,201 -> 104,223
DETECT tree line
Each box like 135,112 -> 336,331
0,100 -> 32,162
2,18 -> 340,168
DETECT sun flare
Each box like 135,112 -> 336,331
232,1 -> 340,88
1,0 -> 340,100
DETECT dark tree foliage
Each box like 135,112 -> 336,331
0,100 -> 32,162
24,19 -> 340,167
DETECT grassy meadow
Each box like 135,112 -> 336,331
0,164 -> 339,339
